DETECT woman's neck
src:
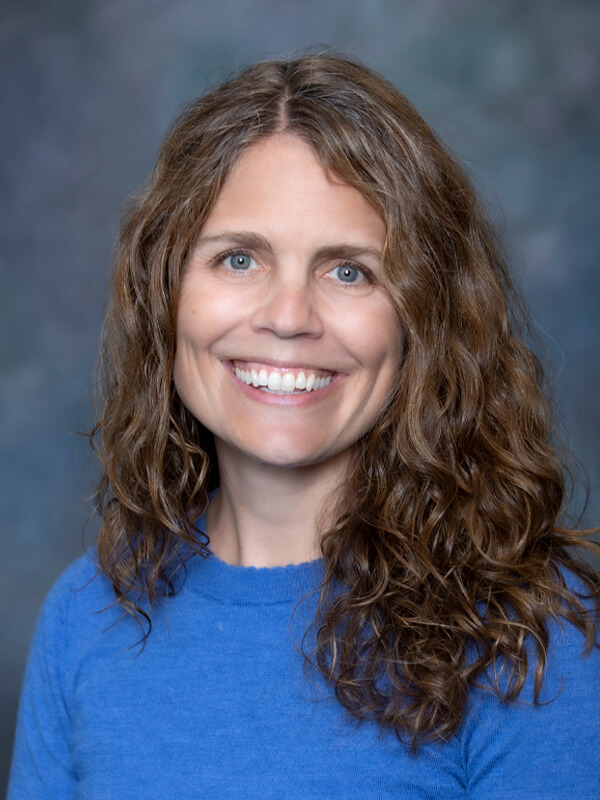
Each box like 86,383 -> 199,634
206,441 -> 349,567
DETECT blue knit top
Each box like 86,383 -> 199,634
8,531 -> 600,798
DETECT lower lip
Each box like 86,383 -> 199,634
225,363 -> 341,406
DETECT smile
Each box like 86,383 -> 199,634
232,361 -> 334,394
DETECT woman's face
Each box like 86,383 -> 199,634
174,133 -> 403,469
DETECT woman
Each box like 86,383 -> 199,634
8,53 -> 599,798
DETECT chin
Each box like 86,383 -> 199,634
237,437 -> 340,469
249,449 -> 326,469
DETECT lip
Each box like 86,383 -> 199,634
223,360 -> 342,406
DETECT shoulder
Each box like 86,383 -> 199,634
40,550 -> 114,622
32,551 -> 123,664
47,549 -> 105,594
542,562 -> 599,698
547,561 -> 599,666
460,564 -> 600,798
474,562 -> 599,707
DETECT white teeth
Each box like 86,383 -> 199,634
280,372 -> 296,392
233,365 -> 333,393
267,372 -> 282,391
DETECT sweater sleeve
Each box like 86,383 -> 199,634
461,613 -> 600,798
7,570 -> 78,799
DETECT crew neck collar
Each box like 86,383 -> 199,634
185,509 -> 325,606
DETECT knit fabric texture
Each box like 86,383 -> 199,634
8,528 -> 600,799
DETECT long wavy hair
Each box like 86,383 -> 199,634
93,53 -> 599,749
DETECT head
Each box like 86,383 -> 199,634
105,53 -> 515,511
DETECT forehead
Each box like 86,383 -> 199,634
200,133 -> 385,250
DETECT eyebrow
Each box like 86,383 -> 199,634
194,231 -> 383,264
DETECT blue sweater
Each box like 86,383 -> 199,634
8,541 -> 600,798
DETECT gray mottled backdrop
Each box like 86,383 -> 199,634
1,0 -> 598,788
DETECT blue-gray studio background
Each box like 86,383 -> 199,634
1,0 -> 599,786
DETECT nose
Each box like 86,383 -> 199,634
250,276 -> 324,339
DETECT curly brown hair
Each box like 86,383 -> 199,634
92,52 -> 599,749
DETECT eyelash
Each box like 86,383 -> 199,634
213,249 -> 375,287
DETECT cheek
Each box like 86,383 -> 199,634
172,339 -> 196,408
174,312 -> 203,376
177,279 -> 249,344
173,284 -> 246,401
175,286 -> 224,355
348,302 -> 404,373
173,301 -> 209,398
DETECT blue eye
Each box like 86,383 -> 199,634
334,264 -> 362,283
225,253 -> 253,270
